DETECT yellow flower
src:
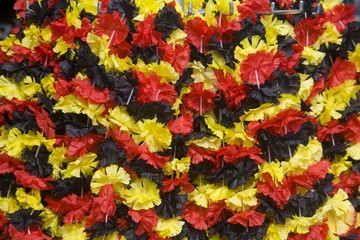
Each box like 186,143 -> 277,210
61,153 -> 98,179
224,122 -> 255,147
301,47 -> 326,65
347,142 -> 360,160
189,183 -> 213,207
53,38 -> 73,56
41,74 -> 57,98
241,103 -> 278,122
22,25 -> 51,49
0,196 -> 20,214
122,178 -> 161,210
264,223 -> 290,240
260,15 -> 294,45
187,136 -> 222,150
281,138 -> 323,175
329,155 -> 352,179
59,222 -> 87,240
0,75 -> 25,100
103,55 -> 133,73
234,35 -> 274,62
16,188 -> 43,210
166,29 -> 187,45
320,0 -> 342,11
190,61 -> 218,91
19,76 -> 42,99
207,184 -> 231,203
66,1 -> 83,29
133,118 -> 172,152
53,94 -> 106,126
0,128 -> 55,158
349,44 -> 360,72
298,73 -> 314,101
319,189 -> 356,236
286,215 -> 320,234
107,106 -> 139,133
205,113 -> 227,139
314,22 -> 342,48
134,0 -> 164,21
226,187 -> 258,212
87,32 -> 110,62
48,147 -> 69,179
155,217 -> 185,238
41,208 -> 60,237
163,157 -> 191,176
91,165 -> 130,194
137,60 -> 179,84
78,0 -> 97,15
257,161 -> 284,185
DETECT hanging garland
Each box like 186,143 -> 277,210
0,0 -> 360,239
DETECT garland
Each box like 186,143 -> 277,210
0,0 -> 360,239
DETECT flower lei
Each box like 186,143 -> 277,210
0,0 -> 360,239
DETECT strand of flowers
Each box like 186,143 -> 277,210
0,0 -> 360,239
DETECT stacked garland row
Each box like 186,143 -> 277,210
0,0 -> 360,239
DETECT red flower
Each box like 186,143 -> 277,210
286,44 -> 303,74
132,15 -> 162,46
64,133 -> 102,157
216,70 -> 247,109
8,225 -> 52,240
289,224 -> 328,240
182,203 -> 208,230
137,72 -> 178,104
215,16 -> 241,44
94,11 -> 129,46
205,201 -> 227,228
27,105 -> 56,139
32,43 -> 55,66
162,173 -> 194,193
64,18 -> 93,43
245,0 -> 271,12
327,58 -> 357,88
91,185 -> 118,222
14,170 -> 53,190
187,144 -> 217,164
332,172 -> 360,196
317,120 -> 346,142
240,51 -> 279,87
158,40 -> 175,63
182,82 -> 217,114
257,173 -> 291,207
227,205 -> 266,227
167,43 -> 191,74
128,209 -> 158,236
168,112 -> 193,135
325,4 -> 355,33
185,18 -> 215,53
216,145 -> 264,167
294,16 -> 326,46
72,77 -> 111,104
237,5 -> 257,23
107,127 -> 140,161
306,77 -> 325,104
138,144 -> 170,169
0,154 -> 24,174
345,116 -> 360,143
46,193 -> 92,224
247,109 -> 314,136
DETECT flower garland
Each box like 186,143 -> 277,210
0,0 -> 360,239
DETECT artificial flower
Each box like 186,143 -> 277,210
61,153 -> 98,179
121,178 -> 161,210
154,216 -> 184,238
133,118 -> 172,152
90,164 -> 130,194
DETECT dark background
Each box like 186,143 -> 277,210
0,0 -> 359,39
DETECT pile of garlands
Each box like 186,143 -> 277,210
0,0 -> 360,239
